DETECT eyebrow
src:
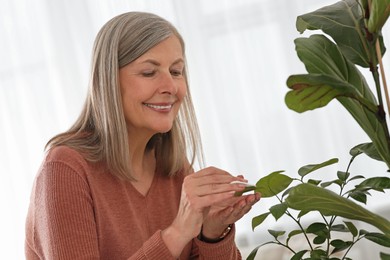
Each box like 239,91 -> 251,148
140,58 -> 185,66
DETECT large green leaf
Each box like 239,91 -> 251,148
293,35 -> 377,101
357,176 -> 390,190
298,158 -> 339,178
344,221 -> 358,237
296,0 -> 385,67
268,229 -> 286,239
255,171 -> 293,198
350,142 -> 383,161
380,252 -> 390,260
269,203 -> 288,220
285,183 -> 390,236
252,212 -> 270,231
364,232 -> 390,247
286,74 -> 377,113
288,34 -> 390,168
367,0 -> 390,33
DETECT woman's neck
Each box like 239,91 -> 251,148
127,133 -> 156,181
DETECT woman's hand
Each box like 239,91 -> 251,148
162,167 -> 246,257
201,190 -> 261,239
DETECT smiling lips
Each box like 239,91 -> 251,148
143,103 -> 174,111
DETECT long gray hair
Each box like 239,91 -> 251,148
46,12 -> 203,180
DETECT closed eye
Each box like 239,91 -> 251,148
141,70 -> 156,77
170,69 -> 183,77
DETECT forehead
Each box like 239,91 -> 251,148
135,36 -> 184,62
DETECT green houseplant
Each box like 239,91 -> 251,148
242,0 -> 390,259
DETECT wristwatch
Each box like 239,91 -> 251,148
199,224 -> 233,243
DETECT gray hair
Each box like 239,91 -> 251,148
47,12 -> 203,180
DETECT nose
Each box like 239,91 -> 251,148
159,71 -> 178,95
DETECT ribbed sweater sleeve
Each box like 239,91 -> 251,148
29,161 -> 100,259
129,231 -> 175,260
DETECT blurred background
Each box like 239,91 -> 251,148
1,0 -> 390,259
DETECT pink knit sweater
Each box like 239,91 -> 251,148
25,146 -> 242,259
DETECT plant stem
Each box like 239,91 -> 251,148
321,214 -> 332,256
277,194 -> 314,251
376,39 -> 390,122
275,239 -> 297,255
285,210 -> 314,251
341,236 -> 364,260
366,1 -> 390,168
369,45 -> 390,168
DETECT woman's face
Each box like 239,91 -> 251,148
119,35 -> 187,137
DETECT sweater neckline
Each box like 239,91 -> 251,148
128,170 -> 159,199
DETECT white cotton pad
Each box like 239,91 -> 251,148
230,181 -> 256,187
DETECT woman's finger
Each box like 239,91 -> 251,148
195,182 -> 247,197
218,193 -> 261,223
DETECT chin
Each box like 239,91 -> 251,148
158,127 -> 173,134
151,124 -> 173,134
149,120 -> 175,134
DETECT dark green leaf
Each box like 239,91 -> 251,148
348,175 -> 366,182
286,73 -> 377,114
310,249 -> 327,258
380,252 -> 390,260
289,32 -> 390,168
360,229 -> 369,236
348,190 -> 367,204
308,179 -> 322,186
291,250 -> 307,260
282,187 -> 294,199
331,224 -> 349,232
252,212 -> 270,231
269,203 -> 288,221
285,184 -> 390,236
246,242 -> 275,260
321,179 -> 343,188
307,222 -> 327,234
255,171 -> 292,197
268,229 -> 286,240
287,229 -> 304,246
313,235 -> 326,244
357,177 -> 390,191
364,232 -> 390,247
298,158 -> 339,177
367,0 -> 390,33
293,34 -> 377,101
297,210 -> 310,219
350,143 -> 383,161
331,239 -> 353,253
330,239 -> 346,248
296,0 -> 385,67
344,221 -> 358,237
337,171 -> 350,181
234,185 -> 256,196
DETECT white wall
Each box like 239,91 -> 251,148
1,0 -> 389,258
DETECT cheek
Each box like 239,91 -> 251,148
178,83 -> 188,100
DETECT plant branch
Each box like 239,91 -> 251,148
275,240 -> 297,255
376,39 -> 390,122
285,210 -> 314,251
341,235 -> 364,260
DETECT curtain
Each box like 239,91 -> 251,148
1,0 -> 389,258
